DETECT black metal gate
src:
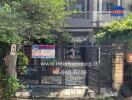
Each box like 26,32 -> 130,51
84,46 -> 114,94
17,45 -> 114,94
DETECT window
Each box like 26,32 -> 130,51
97,2 -> 113,11
68,0 -> 85,11
105,3 -> 113,11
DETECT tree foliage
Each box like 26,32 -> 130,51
0,0 -> 69,44
0,3 -> 23,44
0,0 -> 70,97
96,14 -> 132,43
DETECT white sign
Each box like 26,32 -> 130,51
10,44 -> 16,55
72,37 -> 88,43
32,45 -> 55,58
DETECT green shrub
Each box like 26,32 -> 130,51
17,51 -> 29,66
3,76 -> 21,98
0,69 -> 3,96
17,51 -> 29,75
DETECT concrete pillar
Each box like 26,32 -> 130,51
117,0 -> 121,6
89,0 -> 97,26
85,0 -> 87,11
112,44 -> 124,90
99,0 -> 103,21
84,0 -> 87,19
6,55 -> 17,78
5,44 -> 17,78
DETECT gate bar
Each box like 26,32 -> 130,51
64,45 -> 112,48
38,58 -> 41,85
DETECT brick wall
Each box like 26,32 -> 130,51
112,44 -> 124,90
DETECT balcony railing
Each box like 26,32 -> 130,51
66,11 -> 129,27
68,11 -> 129,21
68,11 -> 90,20
97,11 -> 112,21
97,11 -> 128,22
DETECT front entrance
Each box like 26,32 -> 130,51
17,45 -> 114,94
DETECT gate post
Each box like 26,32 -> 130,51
5,44 -> 17,78
112,44 -> 124,90
6,55 -> 17,78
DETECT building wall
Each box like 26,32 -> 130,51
122,0 -> 132,11
65,0 -> 132,44
66,0 -> 131,29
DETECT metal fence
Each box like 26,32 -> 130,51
17,45 -> 114,94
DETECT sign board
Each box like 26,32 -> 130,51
127,53 -> 132,63
111,6 -> 124,17
10,44 -> 16,55
32,45 -> 55,58
72,37 -> 88,43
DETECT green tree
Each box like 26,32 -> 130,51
96,14 -> 132,51
96,14 -> 132,50
12,0 -> 68,43
0,0 -> 69,44
0,0 -> 70,97
0,3 -> 23,44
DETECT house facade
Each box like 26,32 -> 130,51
64,0 -> 132,44
60,0 -> 132,60
17,1 -> 131,90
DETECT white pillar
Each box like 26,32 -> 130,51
99,0 -> 103,21
85,0 -> 87,11
85,0 -> 87,19
117,0 -> 121,6
89,0 -> 97,26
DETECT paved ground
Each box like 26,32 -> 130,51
15,85 -> 120,99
